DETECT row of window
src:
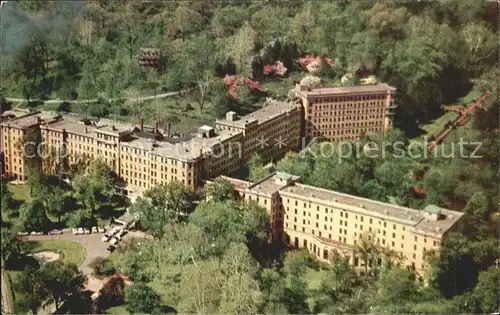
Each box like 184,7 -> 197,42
309,94 -> 388,104
311,108 -> 386,116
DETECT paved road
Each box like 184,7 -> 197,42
25,230 -> 147,293
5,90 -> 185,104
26,233 -> 110,275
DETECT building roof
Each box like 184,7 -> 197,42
120,128 -> 243,161
278,183 -> 463,237
297,84 -> 396,97
1,111 -> 60,129
423,205 -> 442,215
216,99 -> 298,128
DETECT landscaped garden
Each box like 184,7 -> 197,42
25,240 -> 87,265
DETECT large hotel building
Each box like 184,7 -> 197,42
296,84 -> 396,141
1,99 -> 301,197
2,84 -> 395,191
214,172 -> 463,274
2,83 -> 465,272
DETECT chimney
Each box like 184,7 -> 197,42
140,117 -> 144,131
154,121 -> 158,134
167,123 -> 171,137
84,127 -> 88,133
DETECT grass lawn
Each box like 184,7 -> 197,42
458,89 -> 482,105
7,183 -> 31,202
25,240 -> 87,265
417,111 -> 458,139
6,270 -> 20,307
107,305 -> 130,315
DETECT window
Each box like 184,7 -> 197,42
414,245 -> 417,250
414,236 -> 418,242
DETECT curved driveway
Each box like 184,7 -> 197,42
26,232 -> 109,274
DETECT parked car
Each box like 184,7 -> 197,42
110,227 -> 121,236
72,228 -> 80,235
17,232 -> 29,236
91,227 -> 98,233
106,245 -> 116,253
50,229 -> 63,235
98,227 -> 106,233
84,228 -> 91,234
102,234 -> 112,242
77,228 -> 84,234
30,231 -> 43,236
110,237 -> 119,245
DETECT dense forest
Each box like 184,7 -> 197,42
1,1 -> 499,314
2,0 -> 498,135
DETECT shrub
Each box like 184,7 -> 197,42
89,257 -> 116,277
97,276 -> 125,310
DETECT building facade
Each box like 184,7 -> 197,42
1,99 -> 304,196
216,172 -> 463,274
296,84 -> 396,142
215,99 -> 302,163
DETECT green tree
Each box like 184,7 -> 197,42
1,180 -> 14,217
190,200 -> 269,256
14,267 -> 48,314
212,5 -> 249,38
72,161 -> 114,217
131,182 -> 195,239
218,243 -> 263,314
355,233 -> 379,276
314,258 -> 358,313
0,227 -> 23,263
259,268 -> 289,313
376,267 -> 419,305
473,266 -> 500,313
183,33 -> 217,111
178,260 -> 221,314
12,34 -> 49,102
97,276 -> 126,310
205,178 -> 237,202
227,22 -> 256,76
248,153 -> 271,182
44,186 -> 67,223
19,200 -> 50,232
125,283 -> 162,314
282,251 -> 311,314
77,55 -> 99,114
40,261 -> 87,311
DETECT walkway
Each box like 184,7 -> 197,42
25,230 -> 147,293
428,92 -> 491,152
5,90 -> 187,104
1,268 -> 12,314
26,232 -> 110,293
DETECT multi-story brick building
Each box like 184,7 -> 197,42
215,99 -> 302,163
1,99 -> 303,197
1,110 -> 60,180
215,172 -> 463,274
296,84 -> 396,142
